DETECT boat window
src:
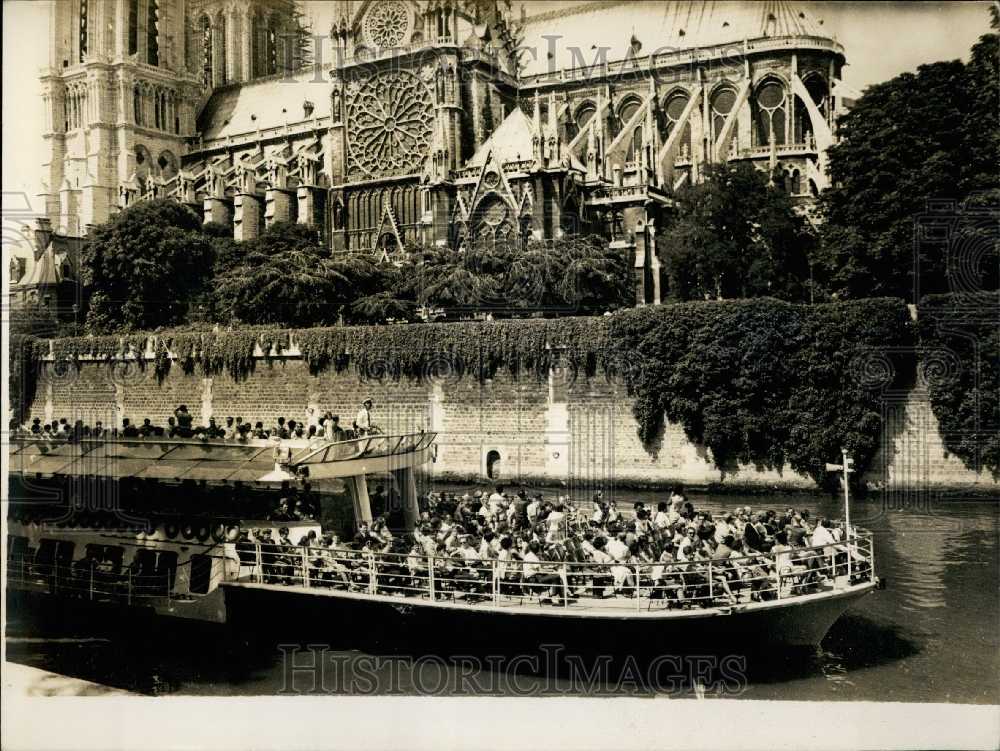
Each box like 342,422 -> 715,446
156,551 -> 178,592
101,545 -> 125,575
189,554 -> 212,594
133,548 -> 157,576
7,535 -> 28,561
35,539 -> 59,568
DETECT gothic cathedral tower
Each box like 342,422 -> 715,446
39,0 -> 299,236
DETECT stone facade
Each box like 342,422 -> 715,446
23,0 -> 851,307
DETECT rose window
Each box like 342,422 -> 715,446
363,0 -> 410,49
346,70 -> 434,178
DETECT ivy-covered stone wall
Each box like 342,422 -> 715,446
16,299 -> 998,492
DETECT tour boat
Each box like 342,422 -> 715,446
6,432 -> 879,650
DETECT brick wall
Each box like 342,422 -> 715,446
26,354 -> 998,493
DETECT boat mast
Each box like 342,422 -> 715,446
842,448 -> 853,538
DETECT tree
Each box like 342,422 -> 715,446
661,162 -> 815,301
212,222 -> 376,328
375,236 -> 631,318
80,200 -> 215,332
546,235 -> 632,314
819,8 -> 999,300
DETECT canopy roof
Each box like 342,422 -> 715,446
8,433 -> 436,485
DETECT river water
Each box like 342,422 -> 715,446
5,489 -> 998,703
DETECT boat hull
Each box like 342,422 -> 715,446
220,582 -> 876,652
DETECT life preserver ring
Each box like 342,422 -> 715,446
164,523 -> 180,539
211,524 -> 226,543
225,524 -> 241,542
195,525 -> 211,543
181,524 -> 195,540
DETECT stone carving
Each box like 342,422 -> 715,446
347,70 -> 434,178
363,0 -> 410,49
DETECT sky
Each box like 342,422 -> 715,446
2,0 -> 993,215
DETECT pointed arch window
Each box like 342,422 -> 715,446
79,0 -> 88,62
753,80 -> 786,146
618,99 -> 643,163
576,102 -> 597,130
215,14 -> 228,85
199,15 -> 213,86
147,0 -> 160,66
134,85 -> 143,125
710,87 -> 736,142
662,91 -> 692,153
128,0 -> 138,56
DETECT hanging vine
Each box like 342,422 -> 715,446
21,301 -> 917,485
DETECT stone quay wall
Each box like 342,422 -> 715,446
26,348 -> 997,496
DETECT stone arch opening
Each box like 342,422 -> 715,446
485,449 -> 501,479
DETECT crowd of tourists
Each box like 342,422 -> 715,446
247,486 -> 861,607
13,399 -> 381,444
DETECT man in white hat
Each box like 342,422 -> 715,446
355,398 -> 375,436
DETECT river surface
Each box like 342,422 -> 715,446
5,488 -> 999,703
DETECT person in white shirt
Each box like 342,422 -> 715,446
522,542 -> 562,602
497,537 -> 514,582
653,502 -> 671,530
354,399 -> 375,435
527,497 -> 541,524
810,518 -> 836,548
546,503 -> 567,541
305,407 -> 320,432
714,514 -> 734,544
606,533 -> 630,562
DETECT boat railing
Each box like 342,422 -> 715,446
5,552 -> 232,605
290,431 -> 436,466
9,431 -> 435,463
229,530 -> 875,612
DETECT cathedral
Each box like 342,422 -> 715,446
12,0 -> 848,309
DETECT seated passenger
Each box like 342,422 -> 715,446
269,498 -> 294,522
121,418 -> 140,438
174,405 -> 194,437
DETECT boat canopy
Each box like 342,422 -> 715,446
8,432 -> 437,485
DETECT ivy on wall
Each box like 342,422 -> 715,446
917,293 -> 1000,477
24,300 -> 919,483
606,298 -> 916,482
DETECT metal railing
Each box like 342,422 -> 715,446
234,531 -> 874,612
6,554 -> 229,605
9,431 -> 434,462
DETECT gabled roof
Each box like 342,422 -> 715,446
467,107 -> 585,173
468,108 -> 537,167
197,72 -> 331,142
23,245 -> 62,287
517,0 -> 834,78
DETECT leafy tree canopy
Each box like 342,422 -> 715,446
819,8 -> 999,300
661,162 -> 816,302
81,199 -> 215,332
212,222 -> 380,328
